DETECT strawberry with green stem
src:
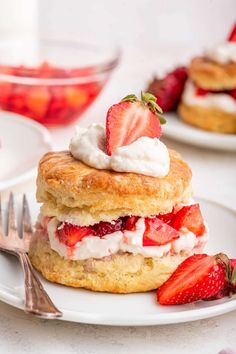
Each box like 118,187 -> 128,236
106,91 -> 166,155
157,253 -> 236,305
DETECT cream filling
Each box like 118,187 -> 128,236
47,217 -> 208,261
182,81 -> 236,114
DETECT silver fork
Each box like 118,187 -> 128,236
0,193 -> 62,318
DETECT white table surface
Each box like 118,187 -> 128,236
1,58 -> 236,354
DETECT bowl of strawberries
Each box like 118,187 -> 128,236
0,38 -> 120,126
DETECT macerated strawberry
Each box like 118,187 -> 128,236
195,87 -> 210,96
123,216 -> 139,231
93,218 -> 123,237
26,86 -> 51,119
227,23 -> 236,41
56,223 -> 95,247
158,210 -> 175,224
106,92 -> 164,155
157,254 -> 226,305
229,89 -> 236,100
65,86 -> 88,108
143,217 -> 179,246
171,204 -> 206,236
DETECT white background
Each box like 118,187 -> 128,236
0,1 -> 236,353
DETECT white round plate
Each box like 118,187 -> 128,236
164,112 -> 236,151
0,195 -> 235,326
0,112 -> 52,191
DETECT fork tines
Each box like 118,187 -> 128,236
22,194 -> 33,246
0,193 -> 33,251
7,192 -> 17,238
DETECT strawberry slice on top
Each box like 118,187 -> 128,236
106,92 -> 166,155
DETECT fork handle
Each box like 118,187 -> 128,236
19,252 -> 62,318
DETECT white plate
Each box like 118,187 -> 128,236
164,112 -> 236,151
0,195 -> 235,326
0,112 -> 52,191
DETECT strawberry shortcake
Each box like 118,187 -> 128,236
29,92 -> 208,293
179,23 -> 236,134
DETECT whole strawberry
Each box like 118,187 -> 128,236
157,253 -> 227,305
147,67 -> 187,112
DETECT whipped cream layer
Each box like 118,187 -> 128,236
205,42 -> 236,64
47,217 -> 208,261
69,124 -> 170,177
182,81 -> 236,113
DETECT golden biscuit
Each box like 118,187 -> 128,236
189,57 -> 236,90
178,102 -> 236,134
37,150 -> 192,226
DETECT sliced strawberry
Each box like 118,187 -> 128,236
106,101 -> 162,155
106,92 -> 165,155
227,23 -> 236,42
229,89 -> 236,100
204,287 -> 230,301
158,210 -> 175,224
157,254 -> 226,305
124,216 -> 139,231
195,87 -> 209,96
143,217 -> 179,246
171,204 -> 206,236
56,223 -> 95,247
205,255 -> 236,301
93,218 -> 123,237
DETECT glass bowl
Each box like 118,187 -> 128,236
0,38 -> 120,126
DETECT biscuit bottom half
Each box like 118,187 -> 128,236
29,229 -> 193,294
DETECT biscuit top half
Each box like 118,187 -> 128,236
37,150 -> 192,226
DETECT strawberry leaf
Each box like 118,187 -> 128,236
231,266 -> 236,286
215,253 -> 230,282
121,94 -> 137,102
120,92 -> 166,125
141,91 -> 157,103
141,91 -> 166,125
157,113 -> 167,124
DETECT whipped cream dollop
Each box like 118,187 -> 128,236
47,217 -> 208,261
204,42 -> 236,64
182,81 -> 236,113
69,124 -> 170,177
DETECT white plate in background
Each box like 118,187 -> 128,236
0,195 -> 235,326
164,112 -> 236,151
0,111 -> 52,191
